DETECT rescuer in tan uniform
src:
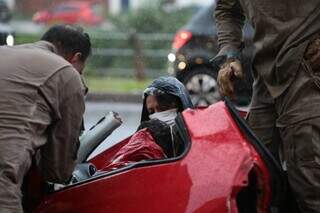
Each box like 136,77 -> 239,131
0,24 -> 91,212
214,0 -> 320,212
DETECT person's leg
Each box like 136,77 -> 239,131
276,59 -> 320,212
0,142 -> 31,213
246,76 -> 281,159
280,119 -> 320,212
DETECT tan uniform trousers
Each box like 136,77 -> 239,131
0,141 -> 32,213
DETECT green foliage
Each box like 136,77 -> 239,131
14,33 -> 40,45
103,5 -> 195,76
108,5 -> 195,33
85,76 -> 152,93
13,5 -> 196,81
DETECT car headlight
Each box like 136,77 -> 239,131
167,53 -> 176,62
178,61 -> 187,70
6,34 -> 14,46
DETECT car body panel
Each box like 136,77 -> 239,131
0,25 -> 14,46
0,22 -> 14,44
31,102 -> 274,213
184,4 -> 216,36
32,1 -> 103,26
0,0 -> 11,22
0,0 -> 14,45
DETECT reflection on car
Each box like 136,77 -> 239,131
24,100 -> 285,213
168,3 -> 254,106
32,1 -> 103,26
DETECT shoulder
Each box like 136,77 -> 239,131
54,66 -> 84,97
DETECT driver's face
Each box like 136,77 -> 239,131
146,95 -> 160,115
146,95 -> 172,115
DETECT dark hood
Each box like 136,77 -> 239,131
141,76 -> 194,122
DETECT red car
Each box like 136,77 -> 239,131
32,1 -> 103,26
24,100 -> 287,213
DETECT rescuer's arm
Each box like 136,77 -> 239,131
214,0 -> 245,97
39,68 -> 85,183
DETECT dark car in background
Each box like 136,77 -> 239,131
168,4 -> 254,106
0,0 -> 14,46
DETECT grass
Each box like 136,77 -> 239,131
84,76 -> 152,93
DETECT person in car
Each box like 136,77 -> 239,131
0,24 -> 91,212
102,76 -> 193,171
214,0 -> 320,211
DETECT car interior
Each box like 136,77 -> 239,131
68,112 -> 191,186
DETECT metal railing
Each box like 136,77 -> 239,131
15,29 -> 175,79
88,31 -> 174,79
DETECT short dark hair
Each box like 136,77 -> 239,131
41,24 -> 91,61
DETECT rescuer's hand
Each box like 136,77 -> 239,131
217,58 -> 243,98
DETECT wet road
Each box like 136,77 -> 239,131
84,101 -> 141,159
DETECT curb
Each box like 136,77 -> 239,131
86,92 -> 142,103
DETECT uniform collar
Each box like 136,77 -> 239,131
33,40 -> 58,54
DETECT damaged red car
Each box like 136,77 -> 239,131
24,100 -> 286,213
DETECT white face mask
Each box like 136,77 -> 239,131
149,108 -> 178,126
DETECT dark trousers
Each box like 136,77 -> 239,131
247,57 -> 320,212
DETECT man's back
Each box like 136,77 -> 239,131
0,41 -> 80,149
0,41 -> 85,212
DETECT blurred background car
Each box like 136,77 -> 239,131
0,0 -> 11,22
0,0 -> 14,45
32,1 -> 103,26
167,3 -> 254,106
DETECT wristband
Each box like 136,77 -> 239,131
210,50 -> 242,68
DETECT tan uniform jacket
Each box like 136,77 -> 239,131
0,41 -> 85,211
215,0 -> 320,98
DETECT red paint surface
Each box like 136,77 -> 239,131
32,102 -> 271,213
32,1 -> 103,26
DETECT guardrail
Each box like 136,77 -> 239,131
15,29 -> 175,79
88,31 -> 174,80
